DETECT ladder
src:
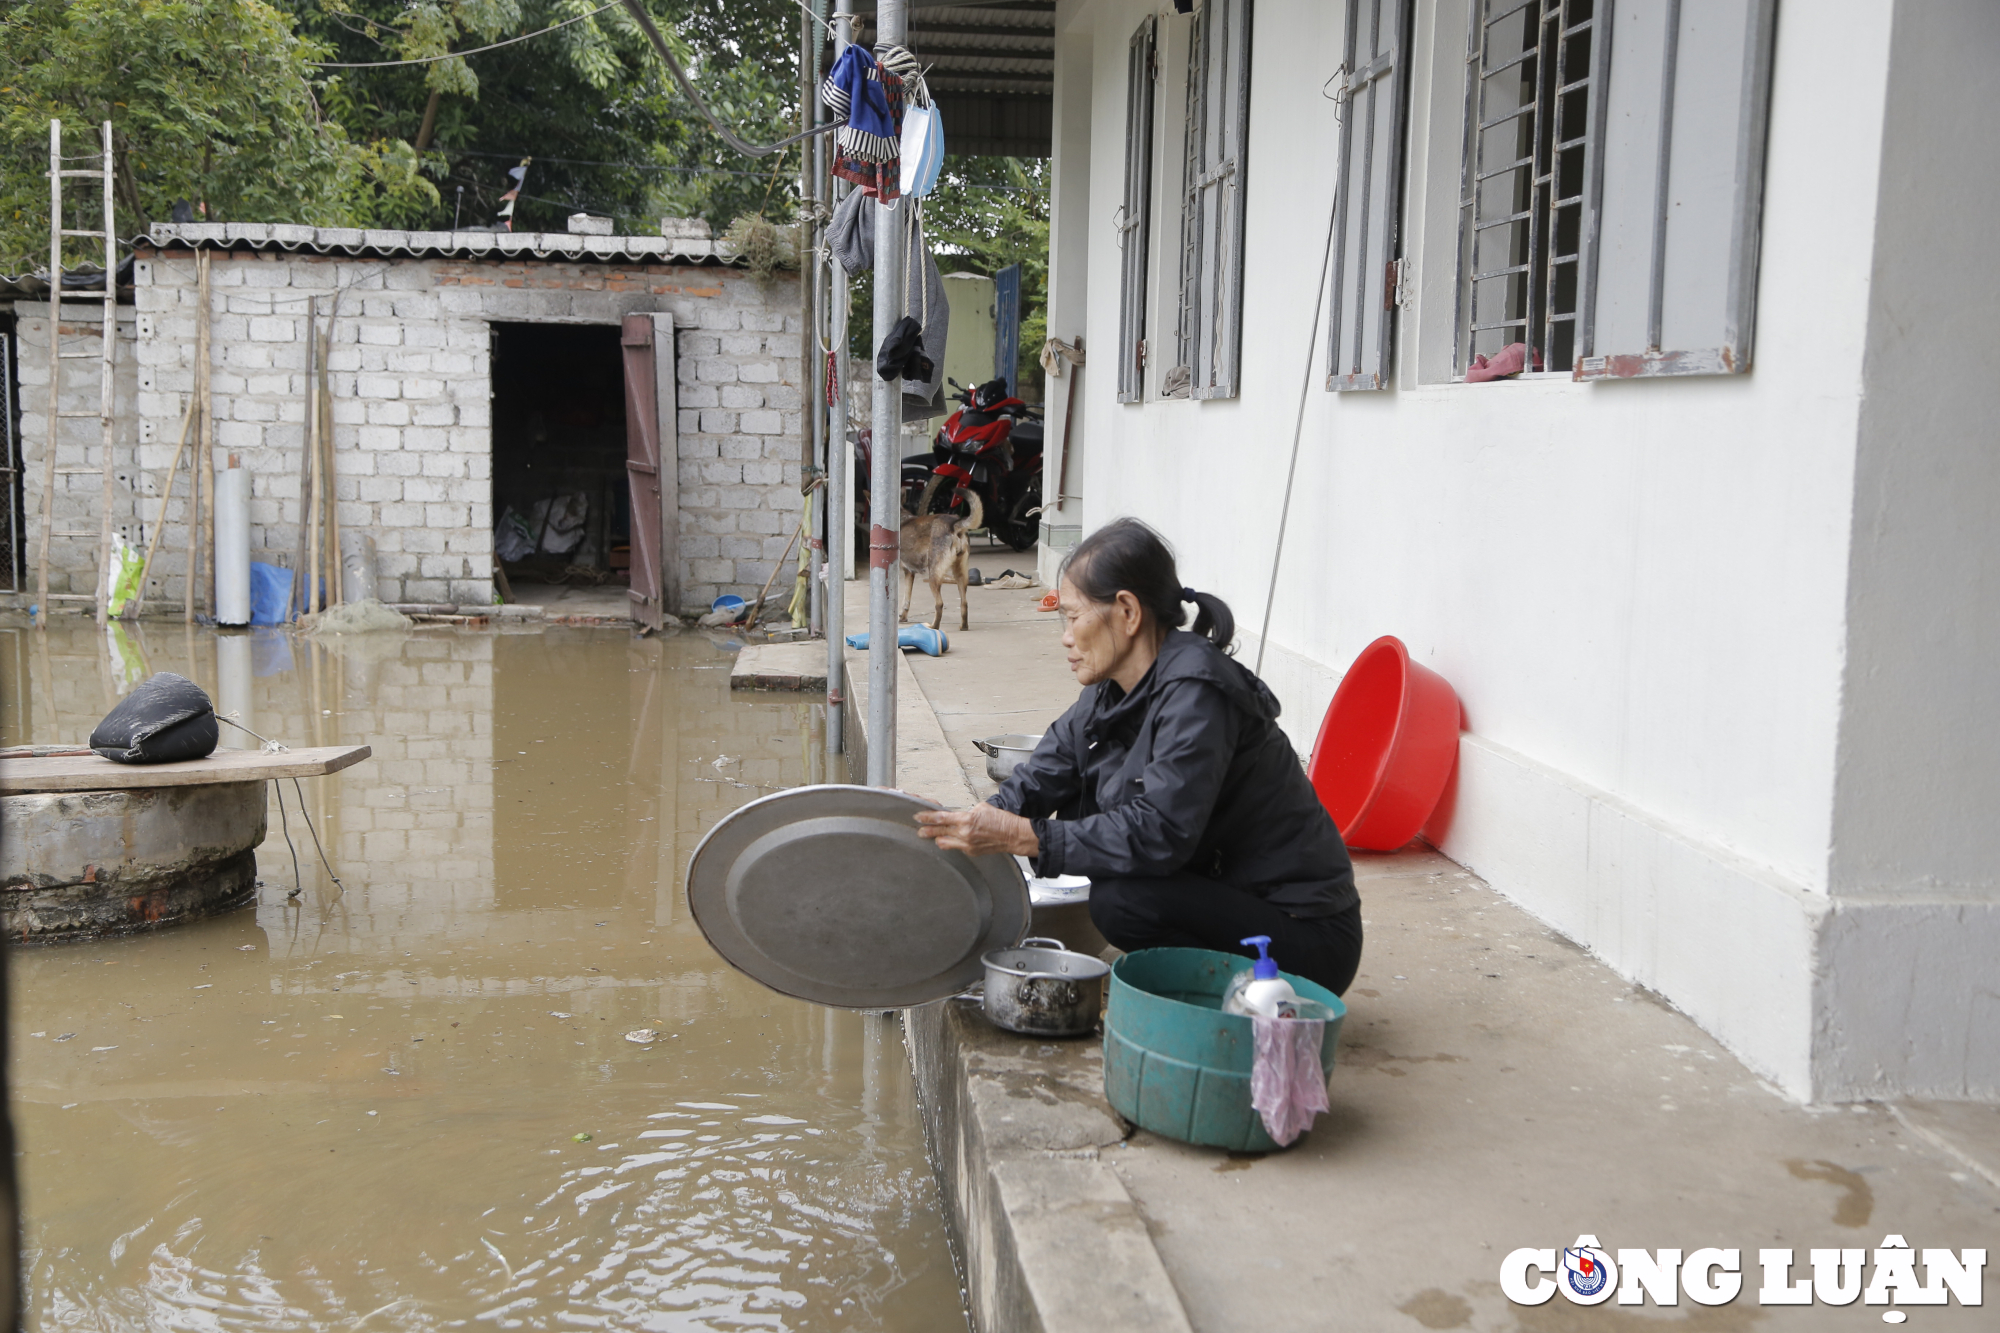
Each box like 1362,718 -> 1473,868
35,119 -> 119,627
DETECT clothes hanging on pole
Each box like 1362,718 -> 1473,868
827,188 -> 874,277
822,46 -> 905,200
855,198 -> 950,419
899,206 -> 948,422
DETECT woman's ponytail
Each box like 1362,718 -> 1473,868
1183,588 -> 1234,651
1060,517 -> 1237,653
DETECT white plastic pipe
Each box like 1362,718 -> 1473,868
214,461 -> 251,626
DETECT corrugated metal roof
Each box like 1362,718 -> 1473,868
851,1 -> 1056,154
143,222 -> 741,266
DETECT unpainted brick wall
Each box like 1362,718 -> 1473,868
71,247 -> 806,613
13,306 -> 142,600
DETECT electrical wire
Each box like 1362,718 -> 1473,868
292,777 -> 345,891
272,779 -> 305,898
310,2 -> 620,68
445,147 -> 1049,193
1252,170 -> 1343,679
616,0 -> 838,158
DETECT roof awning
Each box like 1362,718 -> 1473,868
841,2 -> 1054,157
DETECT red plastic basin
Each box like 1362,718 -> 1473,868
1307,636 -> 1461,852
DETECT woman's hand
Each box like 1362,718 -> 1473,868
915,804 -> 1040,858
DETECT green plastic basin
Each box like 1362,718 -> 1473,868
1103,947 -> 1347,1152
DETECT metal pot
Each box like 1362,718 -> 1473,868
980,936 -> 1110,1037
973,733 -> 1042,784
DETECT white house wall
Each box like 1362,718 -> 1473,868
1051,0 -> 1927,1097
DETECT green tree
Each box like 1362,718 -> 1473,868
0,0 -> 434,273
287,0 -> 805,235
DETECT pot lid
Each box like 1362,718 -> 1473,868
687,785 -> 1030,1009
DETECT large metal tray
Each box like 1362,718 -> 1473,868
686,785 -> 1030,1009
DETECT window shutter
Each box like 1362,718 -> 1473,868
1576,0 -> 1779,380
1118,18 -> 1157,404
1180,0 -> 1253,400
1326,0 -> 1416,392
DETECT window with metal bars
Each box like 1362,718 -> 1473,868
1456,0 -> 1605,376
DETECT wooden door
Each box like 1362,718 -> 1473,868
622,314 -> 667,630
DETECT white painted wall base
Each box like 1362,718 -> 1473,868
1439,734 -> 1825,1100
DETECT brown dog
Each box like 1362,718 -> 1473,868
899,489 -> 983,630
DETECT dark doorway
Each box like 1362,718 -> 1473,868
490,323 -> 631,608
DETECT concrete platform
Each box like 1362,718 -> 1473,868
834,570 -> 2000,1331
502,580 -> 633,624
729,642 -> 830,691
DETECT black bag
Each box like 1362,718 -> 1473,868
89,672 -> 220,764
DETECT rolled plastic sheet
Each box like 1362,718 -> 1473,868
215,464 -> 251,626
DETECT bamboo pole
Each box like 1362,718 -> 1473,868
305,300 -> 324,617
188,250 -> 211,623
292,295 -> 317,617
94,120 -> 116,628
199,276 -> 217,619
131,391 -> 197,616
320,318 -> 339,606
37,119 -> 61,630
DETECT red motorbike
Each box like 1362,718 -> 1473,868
904,378 -> 1043,551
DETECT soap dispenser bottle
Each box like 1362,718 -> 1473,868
1222,936 -> 1300,1018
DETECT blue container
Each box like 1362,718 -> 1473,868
249,562 -> 293,626
1102,947 -> 1346,1152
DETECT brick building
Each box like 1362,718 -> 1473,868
9,222 -> 805,616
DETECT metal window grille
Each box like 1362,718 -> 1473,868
1455,0 -> 1606,376
1117,18 -> 1157,404
1175,0 -> 1252,400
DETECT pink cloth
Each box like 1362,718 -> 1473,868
1465,341 -> 1543,382
1250,1015 -> 1329,1147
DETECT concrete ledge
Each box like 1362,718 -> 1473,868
904,999 -> 1190,1333
843,647 -> 1194,1333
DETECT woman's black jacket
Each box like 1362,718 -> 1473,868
988,630 -> 1358,917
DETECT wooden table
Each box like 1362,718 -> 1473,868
0,744 -> 371,795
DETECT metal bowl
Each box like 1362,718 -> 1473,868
972,733 -> 1043,784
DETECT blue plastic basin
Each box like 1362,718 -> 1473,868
1103,947 -> 1346,1152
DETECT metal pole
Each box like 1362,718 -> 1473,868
823,0 -> 848,763
800,0 -> 821,638
865,0 -> 907,789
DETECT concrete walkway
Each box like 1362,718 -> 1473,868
835,556 -> 2000,1331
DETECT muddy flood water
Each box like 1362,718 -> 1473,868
0,619 -> 964,1331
